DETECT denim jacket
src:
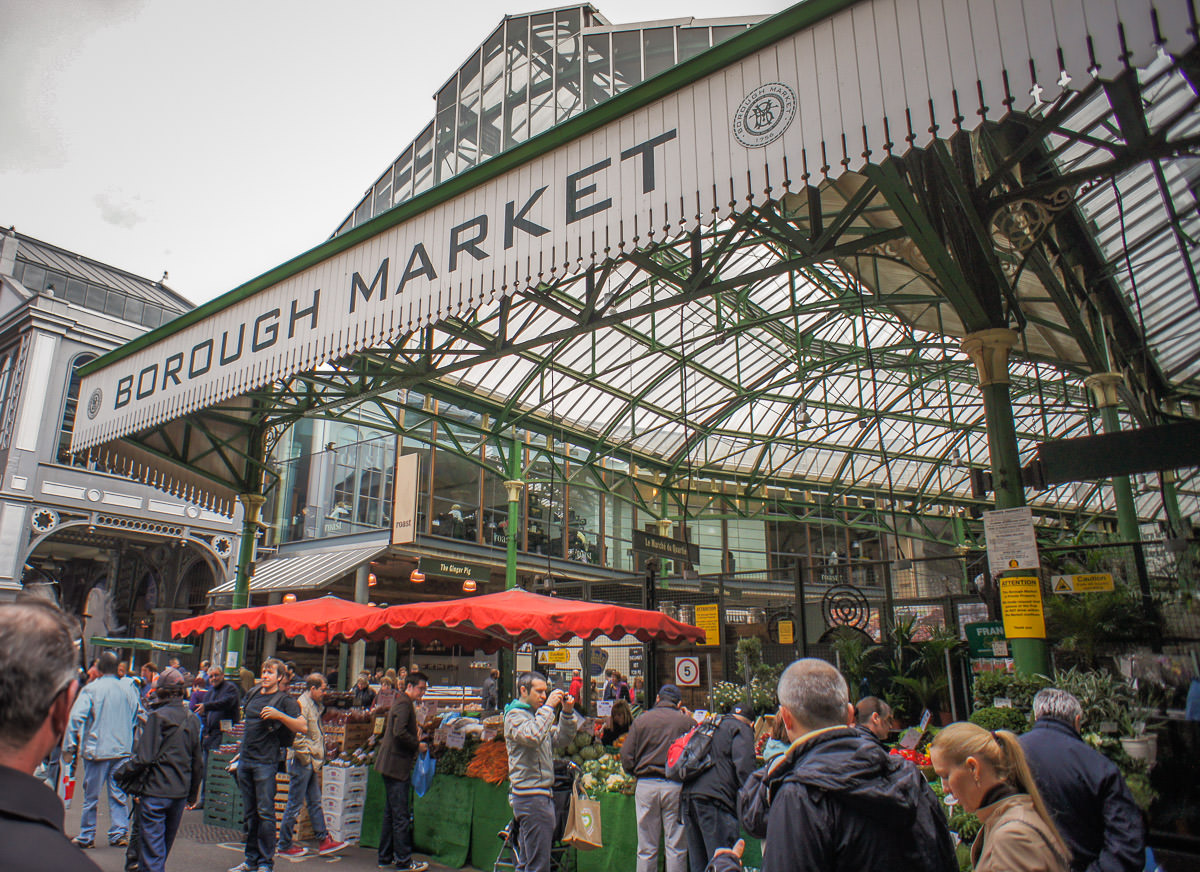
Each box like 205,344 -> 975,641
64,674 -> 140,760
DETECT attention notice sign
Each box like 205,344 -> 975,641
999,576 -> 1046,639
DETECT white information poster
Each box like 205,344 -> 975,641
983,507 -> 1040,575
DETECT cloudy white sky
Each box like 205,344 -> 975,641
1,1 -> 784,306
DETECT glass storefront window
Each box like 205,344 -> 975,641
611,30 -> 641,95
583,33 -> 610,108
642,27 -> 674,79
727,518 -> 768,572
567,466 -> 601,564
431,419 -> 482,541
677,27 -> 711,61
457,49 -> 482,170
480,30 -> 505,159
526,444 -> 565,558
603,476 -> 635,571
504,16 -> 530,149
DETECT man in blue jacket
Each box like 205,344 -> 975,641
1020,688 -> 1144,872
63,650 -> 141,848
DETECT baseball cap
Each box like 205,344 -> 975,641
731,701 -> 756,720
158,667 -> 185,688
658,684 -> 682,703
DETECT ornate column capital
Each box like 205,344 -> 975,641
960,328 -> 1020,387
656,518 -> 674,537
503,479 -> 525,503
1083,372 -> 1124,409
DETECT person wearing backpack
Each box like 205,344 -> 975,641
228,659 -> 305,872
681,702 -> 756,872
125,668 -> 203,872
620,684 -> 694,872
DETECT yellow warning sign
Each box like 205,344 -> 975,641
694,604 -> 720,646
778,620 -> 794,645
999,576 -> 1046,639
1050,573 -> 1115,594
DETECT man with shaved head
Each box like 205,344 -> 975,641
713,659 -> 955,872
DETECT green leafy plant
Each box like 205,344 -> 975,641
1045,590 -> 1158,669
891,674 -> 949,716
831,631 -> 882,702
967,706 -> 1030,733
1052,667 -> 1137,731
970,671 -> 1050,715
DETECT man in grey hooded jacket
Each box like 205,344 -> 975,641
503,672 -> 576,872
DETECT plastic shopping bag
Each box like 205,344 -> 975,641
562,780 -> 602,851
412,749 -> 436,797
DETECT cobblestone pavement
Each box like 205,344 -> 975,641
63,795 -> 472,872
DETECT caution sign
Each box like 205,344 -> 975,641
1051,573 -> 1115,594
694,604 -> 720,646
999,576 -> 1046,639
538,648 -> 570,664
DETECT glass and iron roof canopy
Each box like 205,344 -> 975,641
73,0 -> 1200,535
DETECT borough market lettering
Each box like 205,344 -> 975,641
110,129 -> 677,412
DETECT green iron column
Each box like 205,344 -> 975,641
1085,373 -> 1140,542
226,492 -> 266,679
501,433 -> 524,705
961,328 -> 1049,676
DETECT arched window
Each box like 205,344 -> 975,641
56,353 -> 95,465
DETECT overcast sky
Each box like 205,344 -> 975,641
1,1 -> 785,306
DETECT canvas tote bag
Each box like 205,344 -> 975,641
562,779 -> 603,850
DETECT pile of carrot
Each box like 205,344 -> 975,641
465,740 -> 509,784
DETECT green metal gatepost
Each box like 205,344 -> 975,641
962,329 -> 1049,676
501,433 -> 524,705
225,492 -> 266,679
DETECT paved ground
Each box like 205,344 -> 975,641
63,795 -> 477,872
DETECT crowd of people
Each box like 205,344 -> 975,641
0,595 -> 1155,872
500,660 -> 1147,872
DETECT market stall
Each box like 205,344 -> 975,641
325,589 -> 707,868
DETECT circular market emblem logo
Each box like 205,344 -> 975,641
733,82 -> 797,148
86,388 -> 103,420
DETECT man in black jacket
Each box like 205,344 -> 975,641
194,665 -> 239,806
0,599 -> 102,872
129,667 -> 203,872
374,671 -> 430,872
712,659 -> 956,872
681,702 -> 756,872
853,696 -> 893,745
1020,688 -> 1144,872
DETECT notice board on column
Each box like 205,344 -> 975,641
999,576 -> 1046,639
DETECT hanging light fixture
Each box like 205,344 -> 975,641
367,572 -> 378,587
462,579 -> 477,593
410,569 -> 425,584
282,593 -> 297,603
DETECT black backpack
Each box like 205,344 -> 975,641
666,715 -> 723,783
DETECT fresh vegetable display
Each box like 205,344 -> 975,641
888,747 -> 932,767
436,735 -> 481,777
579,753 -> 634,799
465,740 -> 509,784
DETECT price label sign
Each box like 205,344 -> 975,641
374,717 -> 386,735
597,700 -> 614,716
446,731 -> 466,749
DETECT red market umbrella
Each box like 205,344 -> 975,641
170,594 -> 381,646
327,587 -> 707,649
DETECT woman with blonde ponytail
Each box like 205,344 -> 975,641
930,722 -> 1069,872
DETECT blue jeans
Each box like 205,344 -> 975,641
136,795 -> 186,872
378,775 -> 413,867
279,758 -> 328,849
79,756 -> 130,842
237,759 -> 281,869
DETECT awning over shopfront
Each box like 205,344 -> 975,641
208,540 -> 387,597
172,594 -> 381,646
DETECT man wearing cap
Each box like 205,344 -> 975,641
680,701 -> 756,872
620,684 -> 694,872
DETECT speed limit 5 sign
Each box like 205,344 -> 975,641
675,656 -> 700,687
